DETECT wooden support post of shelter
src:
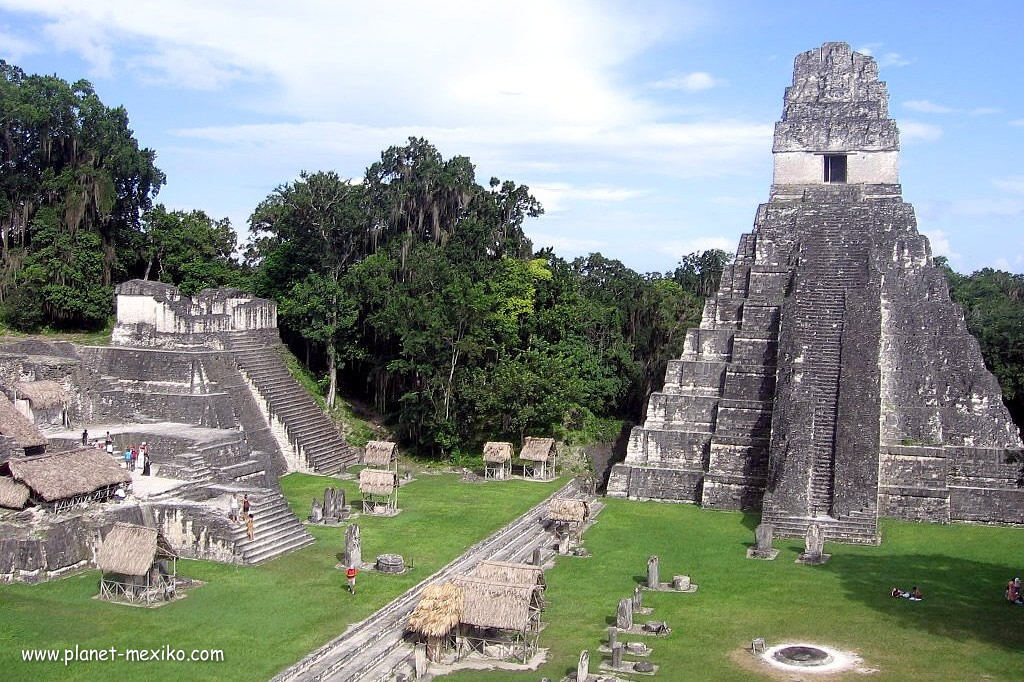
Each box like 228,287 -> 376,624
362,440 -> 398,473
546,498 -> 589,542
96,523 -> 179,606
482,442 -> 513,480
358,468 -> 398,515
518,437 -> 556,481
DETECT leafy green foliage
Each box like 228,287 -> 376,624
938,258 -> 1024,427
0,60 -> 165,328
139,205 -> 246,295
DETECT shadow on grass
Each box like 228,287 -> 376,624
821,551 -> 1023,652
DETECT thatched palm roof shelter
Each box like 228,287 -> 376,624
471,559 -> 545,589
547,498 -> 588,524
483,442 -> 513,463
407,582 -> 464,639
359,468 -> 398,514
519,437 -> 555,462
0,476 -> 30,509
453,576 -> 542,632
97,523 -> 178,576
97,523 -> 179,605
518,437 -> 555,480
4,447 -> 131,511
483,441 -> 513,480
0,393 -> 47,451
363,440 -> 398,468
13,381 -> 69,409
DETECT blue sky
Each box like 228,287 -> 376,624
1,0 -> 1022,274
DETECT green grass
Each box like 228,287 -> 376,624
0,319 -> 114,346
0,472 -> 561,682
449,500 -> 1024,681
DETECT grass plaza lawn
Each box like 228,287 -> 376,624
0,472 -> 562,682
449,499 -> 1024,681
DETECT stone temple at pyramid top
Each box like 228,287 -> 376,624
773,42 -> 899,186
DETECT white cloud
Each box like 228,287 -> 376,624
1011,119 -> 1024,127
855,42 -> 882,57
969,107 -> 1001,116
920,229 -> 960,261
994,257 -> 1011,270
171,119 -> 774,180
903,99 -> 957,114
993,177 -> 1024,194
878,52 -> 911,67
0,0 -> 693,127
898,120 -> 943,143
40,16 -> 114,77
648,71 -> 722,92
0,29 -> 37,60
529,184 -> 649,212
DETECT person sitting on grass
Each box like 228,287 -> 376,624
1008,578 -> 1024,605
909,586 -> 923,601
891,587 -> 903,598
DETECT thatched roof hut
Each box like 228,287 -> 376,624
471,559 -> 544,588
13,380 -> 69,409
5,448 -> 131,503
453,576 -> 540,632
0,394 -> 47,449
363,441 -> 398,467
97,523 -> 178,576
0,476 -> 30,509
519,437 -> 555,462
359,468 -> 397,496
407,582 -> 464,637
483,442 -> 513,463
547,498 -> 588,524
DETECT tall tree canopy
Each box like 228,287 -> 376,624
0,60 -> 165,328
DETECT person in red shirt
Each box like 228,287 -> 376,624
346,566 -> 357,595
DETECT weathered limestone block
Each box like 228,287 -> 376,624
646,556 -> 659,589
616,598 -> 633,630
344,524 -> 361,568
577,650 -> 589,681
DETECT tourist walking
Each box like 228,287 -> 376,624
123,448 -> 132,470
242,494 -> 250,519
137,446 -> 147,476
130,447 -> 138,472
346,566 -> 357,595
246,513 -> 255,541
81,428 -> 88,446
105,432 -> 114,456
229,494 -> 239,522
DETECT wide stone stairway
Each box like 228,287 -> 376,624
221,331 -> 359,475
228,490 -> 315,564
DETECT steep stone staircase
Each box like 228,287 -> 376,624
762,505 -> 879,545
229,490 -> 315,564
221,331 -> 359,475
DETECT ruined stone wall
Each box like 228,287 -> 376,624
0,505 -> 144,583
112,280 -> 276,349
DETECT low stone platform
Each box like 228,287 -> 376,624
746,547 -> 779,560
599,660 -> 659,676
